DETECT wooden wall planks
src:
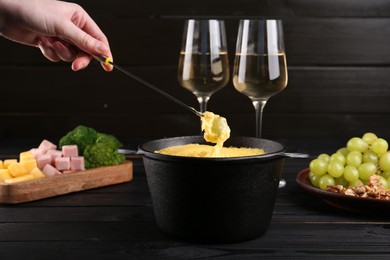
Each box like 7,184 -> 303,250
0,0 -> 389,140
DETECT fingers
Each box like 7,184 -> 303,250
60,17 -> 113,72
73,29 -> 113,72
37,38 -> 61,62
71,52 -> 92,71
37,37 -> 112,72
37,3 -> 113,71
37,37 -> 78,62
52,41 -> 77,62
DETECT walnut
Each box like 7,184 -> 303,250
326,174 -> 390,200
344,189 -> 357,197
353,185 -> 366,195
326,185 -> 344,194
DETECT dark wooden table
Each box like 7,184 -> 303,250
1,138 -> 390,259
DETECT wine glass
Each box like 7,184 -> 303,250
233,19 -> 288,187
178,19 -> 229,117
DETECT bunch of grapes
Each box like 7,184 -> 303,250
309,133 -> 390,190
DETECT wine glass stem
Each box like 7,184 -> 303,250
197,96 -> 210,113
197,96 -> 210,133
252,99 -> 268,138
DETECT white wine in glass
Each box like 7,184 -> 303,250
178,19 -> 229,114
233,19 -> 288,187
233,53 -> 287,100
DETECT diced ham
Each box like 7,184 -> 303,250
30,148 -> 46,158
62,170 -> 75,174
38,139 -> 57,152
42,164 -> 62,177
70,156 -> 85,171
46,150 -> 63,162
37,154 -> 51,170
62,145 -> 78,157
54,157 -> 71,171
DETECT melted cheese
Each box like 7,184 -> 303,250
157,143 -> 265,158
201,111 -> 230,147
156,111 -> 265,158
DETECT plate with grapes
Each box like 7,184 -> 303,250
296,168 -> 390,214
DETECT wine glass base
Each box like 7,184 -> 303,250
278,178 -> 286,188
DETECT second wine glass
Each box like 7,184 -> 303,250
233,19 -> 288,138
233,19 -> 288,188
178,19 -> 230,115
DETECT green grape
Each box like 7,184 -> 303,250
371,138 -> 388,156
358,162 -> 377,180
335,175 -> 349,187
347,137 -> 368,153
309,159 -> 328,176
362,150 -> 379,164
309,171 -> 321,188
317,153 -> 330,163
336,147 -> 349,157
319,174 -> 335,190
349,179 -> 363,187
346,151 -> 362,168
327,161 -> 344,178
362,132 -> 378,145
343,165 -> 359,182
379,152 -> 390,171
330,153 -> 346,165
306,133 -> 389,191
381,171 -> 390,179
378,175 -> 389,189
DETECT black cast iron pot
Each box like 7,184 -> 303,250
136,136 -> 306,243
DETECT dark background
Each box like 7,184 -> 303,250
1,0 -> 389,143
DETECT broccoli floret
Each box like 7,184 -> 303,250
59,125 -> 126,169
59,125 -> 98,154
96,133 -> 123,149
83,143 -> 125,169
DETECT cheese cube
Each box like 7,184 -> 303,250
8,162 -> 28,177
19,151 -> 35,162
0,169 -> 12,182
0,160 -> 3,169
5,174 -> 34,184
20,159 -> 38,173
30,167 -> 45,179
3,159 -> 17,169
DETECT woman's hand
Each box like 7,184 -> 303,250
0,0 -> 113,71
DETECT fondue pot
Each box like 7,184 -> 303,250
96,53 -> 308,242
132,136 -> 307,243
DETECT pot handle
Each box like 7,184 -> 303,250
282,152 -> 310,159
118,149 -> 143,156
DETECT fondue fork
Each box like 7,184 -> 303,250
94,55 -> 203,117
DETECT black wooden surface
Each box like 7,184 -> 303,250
1,0 -> 390,141
0,138 -> 390,259
1,1 -> 390,258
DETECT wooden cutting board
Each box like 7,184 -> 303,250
0,161 -> 133,204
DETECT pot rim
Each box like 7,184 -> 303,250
138,135 -> 286,162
